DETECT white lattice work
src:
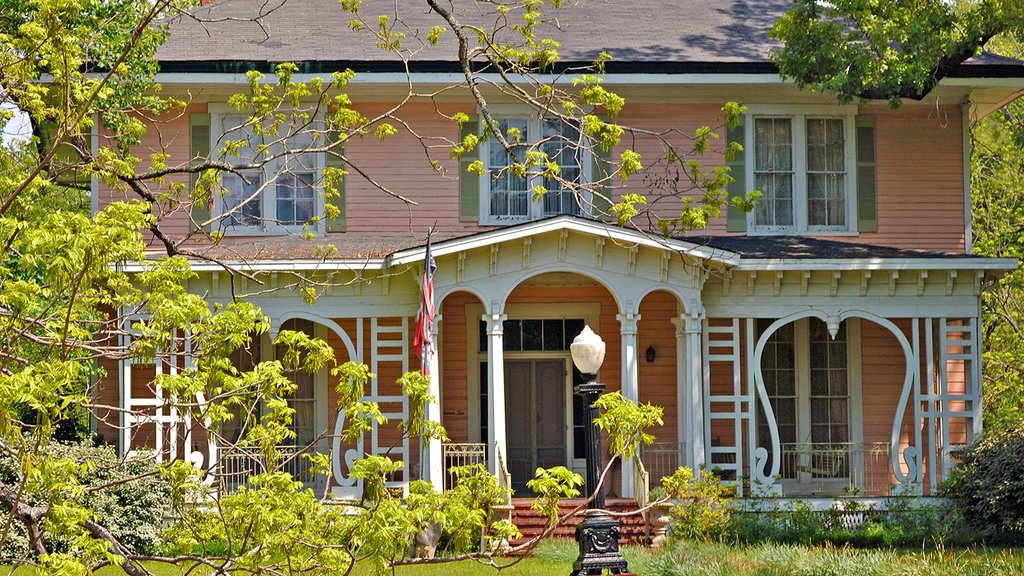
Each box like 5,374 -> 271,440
119,326 -> 215,482
890,317 -> 980,494
702,318 -> 755,495
330,317 -> 411,498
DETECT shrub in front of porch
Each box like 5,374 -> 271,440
727,498 -> 965,548
940,420 -> 1024,542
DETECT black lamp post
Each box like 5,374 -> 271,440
568,326 -> 630,576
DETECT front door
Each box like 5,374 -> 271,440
505,359 -> 567,493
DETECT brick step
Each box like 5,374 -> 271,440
507,498 -> 649,548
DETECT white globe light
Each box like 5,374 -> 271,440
570,325 -> 606,375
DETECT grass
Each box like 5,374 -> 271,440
4,539 -> 1024,575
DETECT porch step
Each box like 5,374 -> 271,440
508,498 -> 648,548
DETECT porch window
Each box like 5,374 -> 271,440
757,317 -> 852,483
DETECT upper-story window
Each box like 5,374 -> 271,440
481,116 -> 590,224
748,109 -> 856,235
212,107 -> 323,235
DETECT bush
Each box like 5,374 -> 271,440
0,441 -> 171,558
662,467 -> 736,541
728,498 -> 968,548
940,420 -> 1024,540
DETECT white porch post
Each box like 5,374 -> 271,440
617,312 -> 640,498
483,313 -> 508,478
424,314 -> 444,491
672,305 -> 706,472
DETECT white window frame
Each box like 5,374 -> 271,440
209,104 -> 325,236
478,109 -> 593,225
746,105 -> 858,235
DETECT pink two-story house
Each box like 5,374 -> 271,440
96,0 -> 1023,503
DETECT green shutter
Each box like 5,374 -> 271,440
459,116 -> 480,222
856,116 -> 877,233
725,117 -> 747,232
189,113 -> 211,233
325,131 -> 347,232
591,137 -> 613,222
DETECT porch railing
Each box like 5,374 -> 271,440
441,443 -> 488,491
217,445 -> 314,492
640,442 -> 682,486
778,442 -> 890,496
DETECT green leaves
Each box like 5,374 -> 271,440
593,391 -> 664,459
771,0 -> 1021,106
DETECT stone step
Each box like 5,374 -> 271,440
507,498 -> 649,549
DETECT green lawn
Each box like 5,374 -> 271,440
5,539 -> 1024,575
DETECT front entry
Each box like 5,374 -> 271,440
505,359 -> 568,493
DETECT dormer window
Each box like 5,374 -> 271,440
480,116 -> 590,224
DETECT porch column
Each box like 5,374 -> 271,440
672,305 -> 706,472
684,307 -> 706,471
424,314 -> 444,491
483,313 -> 508,479
617,312 -> 640,498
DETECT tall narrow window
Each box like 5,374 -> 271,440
806,118 -> 846,227
754,118 -> 795,228
278,319 -> 317,447
541,119 -> 583,217
488,119 -> 529,219
758,318 -> 853,485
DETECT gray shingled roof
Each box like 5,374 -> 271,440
156,0 -> 792,70
681,236 -> 976,260
157,0 -> 1024,76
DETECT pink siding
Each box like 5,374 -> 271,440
97,105 -> 200,250
343,103 -> 484,235
611,104 -> 731,234
857,105 -> 965,252
637,290 -> 681,455
93,99 -> 968,254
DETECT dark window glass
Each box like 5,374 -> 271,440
521,320 -> 543,351
543,320 -> 564,351
565,319 -> 586,350
504,319 -> 521,351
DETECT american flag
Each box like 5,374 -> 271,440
414,231 -> 436,375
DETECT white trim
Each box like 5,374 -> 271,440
121,258 -> 387,272
962,102 -> 973,252
733,258 -> 1017,272
390,216 -> 738,265
152,72 -> 790,86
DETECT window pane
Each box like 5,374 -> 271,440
221,173 -> 263,226
488,119 -> 529,218
806,118 -> 846,227
521,320 -> 542,351
753,118 -> 796,228
276,172 -> 315,225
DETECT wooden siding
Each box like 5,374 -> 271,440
856,105 -> 965,251
93,101 -> 969,254
637,290 -> 681,452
